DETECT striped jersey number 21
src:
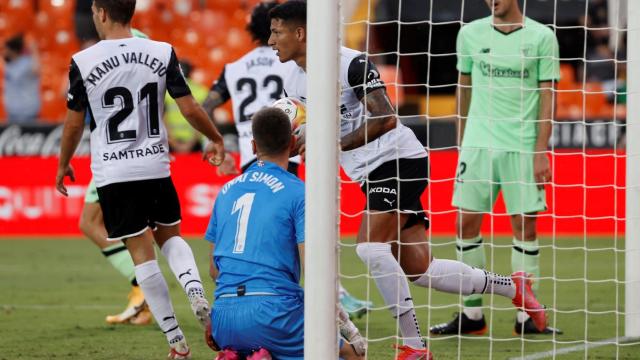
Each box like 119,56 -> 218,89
231,193 -> 255,254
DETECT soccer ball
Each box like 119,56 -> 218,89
271,97 -> 306,135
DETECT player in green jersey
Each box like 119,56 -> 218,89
430,0 -> 563,336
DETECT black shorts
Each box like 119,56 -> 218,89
96,177 -> 181,241
360,157 -> 430,229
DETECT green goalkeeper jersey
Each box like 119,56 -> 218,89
457,16 -> 560,152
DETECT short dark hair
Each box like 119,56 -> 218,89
247,1 -> 280,45
269,0 -> 306,27
5,33 -> 24,53
252,107 -> 292,156
93,0 -> 136,25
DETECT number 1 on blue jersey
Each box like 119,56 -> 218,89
231,193 -> 255,253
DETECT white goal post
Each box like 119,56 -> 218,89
305,0 -> 340,359
625,0 -> 640,339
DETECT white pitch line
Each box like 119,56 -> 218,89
508,337 -> 640,360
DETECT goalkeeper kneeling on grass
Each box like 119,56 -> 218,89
203,107 -> 366,360
430,0 -> 563,336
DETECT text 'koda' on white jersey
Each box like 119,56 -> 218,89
67,37 -> 191,187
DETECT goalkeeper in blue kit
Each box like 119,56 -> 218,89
204,107 -> 365,360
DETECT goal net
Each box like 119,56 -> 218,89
306,0 -> 640,359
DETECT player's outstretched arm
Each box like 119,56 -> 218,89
56,109 -> 85,196
340,88 -> 397,151
175,94 -> 226,166
201,90 -> 226,121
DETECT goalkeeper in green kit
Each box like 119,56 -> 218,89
430,0 -> 563,335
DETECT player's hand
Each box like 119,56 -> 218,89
203,140 -> 225,166
216,153 -> 239,176
298,143 -> 306,162
55,164 -> 76,197
534,152 -> 551,189
205,320 -> 220,351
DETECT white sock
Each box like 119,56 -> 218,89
517,310 -> 530,323
356,242 -> 424,349
135,260 -> 183,342
463,307 -> 484,321
413,258 -> 516,299
161,236 -> 204,296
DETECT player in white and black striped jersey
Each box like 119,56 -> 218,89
269,2 -> 547,358
203,1 -> 299,176
55,1 -> 225,359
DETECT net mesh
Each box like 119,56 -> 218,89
336,0 -> 639,358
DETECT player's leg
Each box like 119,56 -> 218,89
430,148 -> 496,334
126,231 -> 191,358
79,181 -> 148,324
212,295 -> 305,359
404,218 -> 547,332
151,177 -> 209,328
501,151 -> 561,334
97,180 -> 190,358
391,155 -> 546,332
355,158 -> 429,352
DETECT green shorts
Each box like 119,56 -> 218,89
84,178 -> 100,203
452,148 -> 546,214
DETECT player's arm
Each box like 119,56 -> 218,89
166,49 -> 226,165
457,74 -> 472,145
202,91 -> 227,121
340,55 -> 396,151
56,109 -> 85,196
534,29 -> 560,186
341,88 -> 397,151
56,59 -> 87,196
175,95 -> 225,145
534,81 -> 554,185
455,26 -> 473,146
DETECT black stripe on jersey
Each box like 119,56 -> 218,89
67,59 -> 89,112
87,103 -> 97,132
211,66 -> 231,103
347,54 -> 385,101
166,48 -> 191,99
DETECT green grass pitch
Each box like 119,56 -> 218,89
1,237 -> 638,359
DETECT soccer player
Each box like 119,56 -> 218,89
269,1 -> 548,358
55,1 -> 225,358
79,180 -> 151,325
202,0 -> 372,318
429,0 -> 562,336
78,28 -> 151,326
204,107 -> 365,360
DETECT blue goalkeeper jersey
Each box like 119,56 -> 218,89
205,160 -> 305,299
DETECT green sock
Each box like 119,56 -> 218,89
457,236 -> 486,307
511,238 -> 540,292
101,243 -> 136,284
